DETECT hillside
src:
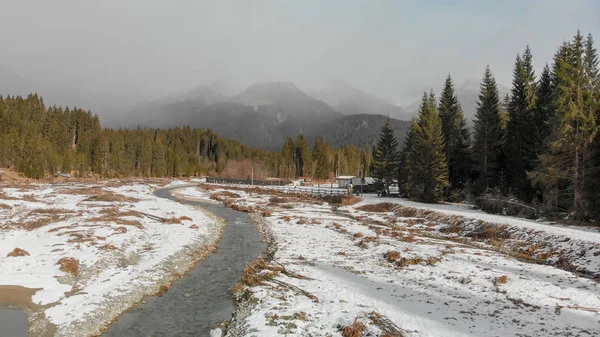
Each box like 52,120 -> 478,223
317,114 -> 411,149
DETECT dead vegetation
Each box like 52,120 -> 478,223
57,257 -> 80,275
210,191 -> 241,201
4,215 -> 65,231
0,203 -> 11,209
358,236 -> 378,248
162,215 -> 193,224
384,251 -> 401,263
99,244 -> 118,251
296,218 -> 308,225
341,318 -> 366,337
493,275 -> 509,286
84,192 -> 139,203
261,209 -> 272,217
356,203 -> 397,213
7,248 -> 30,257
367,311 -> 410,337
268,196 -> 290,204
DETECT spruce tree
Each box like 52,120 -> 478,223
472,65 -> 504,195
407,91 -> 448,202
373,118 -> 399,193
505,46 -> 538,201
281,137 -> 296,178
438,74 -> 471,194
295,134 -> 312,177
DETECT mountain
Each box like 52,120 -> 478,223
306,79 -> 412,121
122,81 -> 240,128
183,82 -> 342,148
316,114 -> 411,149
405,79 -> 510,123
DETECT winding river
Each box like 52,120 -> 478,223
103,187 -> 266,336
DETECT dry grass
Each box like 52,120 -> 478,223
396,256 -> 423,267
493,275 -> 509,285
269,196 -> 290,204
88,215 -> 143,229
6,248 -> 30,257
297,218 -> 308,225
341,319 -> 366,337
162,215 -> 193,224
27,208 -> 75,217
280,216 -> 291,222
353,232 -> 364,239
156,284 -> 170,297
210,191 -> 241,201
84,192 -> 139,203
0,203 -> 11,209
189,224 -> 199,229
58,187 -> 104,195
99,244 -> 118,251
356,203 -> 397,213
114,226 -> 128,233
5,215 -> 65,231
358,236 -> 378,248
261,210 -> 272,217
57,257 -> 80,275
311,219 -> 321,224
384,251 -> 401,263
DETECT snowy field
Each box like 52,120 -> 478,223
188,184 -> 600,337
0,180 -> 221,336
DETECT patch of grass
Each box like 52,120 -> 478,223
189,224 -> 199,229
261,210 -> 272,217
0,203 -> 12,210
6,248 -> 30,257
341,319 -> 366,337
88,215 -> 143,229
353,232 -> 364,239
311,218 -> 321,224
57,257 -> 80,275
269,196 -> 290,204
280,216 -> 291,222
210,191 -> 241,201
396,256 -> 423,267
358,236 -> 378,248
85,192 -> 139,203
99,244 -> 118,251
296,218 -> 308,225
156,284 -> 170,297
27,208 -> 75,216
493,275 -> 509,285
162,215 -> 193,224
384,250 -> 401,263
356,203 -> 396,213
6,215 -> 65,231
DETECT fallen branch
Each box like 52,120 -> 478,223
135,211 -> 168,222
271,259 -> 313,280
268,279 -> 319,303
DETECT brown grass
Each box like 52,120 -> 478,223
157,284 -> 170,297
280,216 -> 291,222
88,214 -> 143,229
0,203 -> 11,210
114,226 -> 128,233
99,244 -> 118,251
396,256 -> 423,267
58,187 -> 104,195
261,210 -> 272,217
84,192 -> 139,203
189,224 -> 199,229
353,232 -> 364,239
269,196 -> 290,204
27,208 -> 75,216
162,215 -> 193,224
5,215 -> 65,231
356,203 -> 396,213
341,319 -> 367,337
297,218 -> 308,225
7,248 -> 30,257
210,191 -> 241,201
57,257 -> 80,275
493,275 -> 509,285
311,218 -> 321,224
358,236 -> 378,248
384,251 -> 401,263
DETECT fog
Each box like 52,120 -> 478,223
1,0 -> 599,124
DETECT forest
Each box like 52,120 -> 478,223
0,94 -> 370,181
373,31 -> 599,222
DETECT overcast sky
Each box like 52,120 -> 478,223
1,0 -> 599,112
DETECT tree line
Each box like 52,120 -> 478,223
0,95 -> 369,180
373,31 -> 599,222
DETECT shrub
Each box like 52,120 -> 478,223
261,210 -> 272,217
297,218 -> 308,225
7,248 -> 30,257
493,275 -> 509,285
353,232 -> 364,239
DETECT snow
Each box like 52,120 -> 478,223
355,194 -> 600,243
198,185 -> 600,337
0,182 -> 220,335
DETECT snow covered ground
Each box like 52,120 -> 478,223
193,184 -> 600,337
0,181 -> 221,336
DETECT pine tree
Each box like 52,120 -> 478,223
295,134 -> 312,177
534,64 -> 555,147
583,33 -> 600,218
534,32 -> 598,220
407,91 -> 448,202
438,74 -> 471,194
281,137 -> 296,178
472,65 -> 505,195
505,46 -> 538,201
373,118 -> 399,193
312,136 -> 333,179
